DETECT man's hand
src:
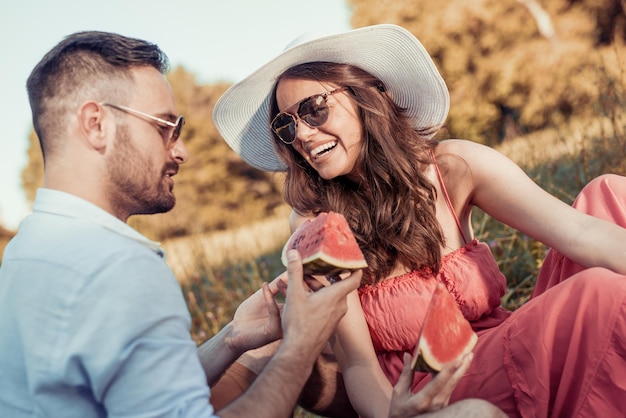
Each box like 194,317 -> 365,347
279,250 -> 361,362
389,352 -> 473,418
227,275 -> 285,353
214,251 -> 362,418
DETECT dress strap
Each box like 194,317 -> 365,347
430,149 -> 469,244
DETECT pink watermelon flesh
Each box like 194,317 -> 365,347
281,212 -> 368,276
411,282 -> 478,373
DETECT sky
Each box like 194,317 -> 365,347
0,0 -> 352,230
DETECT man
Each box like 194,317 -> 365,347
0,31 -> 503,418
0,31 -> 361,418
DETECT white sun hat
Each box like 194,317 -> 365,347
212,24 -> 450,172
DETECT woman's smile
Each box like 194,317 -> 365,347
309,140 -> 338,160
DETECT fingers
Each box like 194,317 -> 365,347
262,282 -> 281,321
389,353 -> 417,418
455,352 -> 473,375
317,268 -> 361,300
393,352 -> 415,396
390,352 -> 473,417
420,352 -> 473,409
267,272 -> 288,295
281,250 -> 362,298
276,277 -> 288,297
436,352 -> 473,389
285,250 -> 305,299
304,275 -> 327,291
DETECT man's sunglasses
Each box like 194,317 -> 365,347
102,102 -> 185,148
270,87 -> 349,144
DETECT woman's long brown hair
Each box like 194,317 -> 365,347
270,62 -> 445,284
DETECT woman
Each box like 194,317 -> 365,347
212,24 -> 626,417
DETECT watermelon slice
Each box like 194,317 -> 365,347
281,212 -> 368,277
411,282 -> 478,373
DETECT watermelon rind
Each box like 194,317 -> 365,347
281,212 -> 367,276
299,254 -> 368,276
413,328 -> 478,373
411,282 -> 478,373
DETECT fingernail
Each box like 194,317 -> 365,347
287,249 -> 299,261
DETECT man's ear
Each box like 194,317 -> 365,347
77,102 -> 110,151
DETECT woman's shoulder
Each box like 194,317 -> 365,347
431,139 -> 483,179
435,139 -> 512,173
435,138 -> 493,156
431,139 -> 517,205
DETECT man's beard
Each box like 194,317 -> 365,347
106,125 -> 177,218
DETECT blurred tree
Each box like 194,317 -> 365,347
21,130 -> 43,204
566,0 -> 626,45
517,0 -> 555,39
20,2 -> 626,240
348,0 -> 626,144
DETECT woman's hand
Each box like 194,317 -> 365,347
389,352 -> 473,418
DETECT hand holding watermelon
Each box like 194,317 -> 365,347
281,212 -> 368,283
411,282 -> 478,374
391,351 -> 474,417
279,249 -> 362,361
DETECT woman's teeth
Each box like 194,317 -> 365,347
311,141 -> 338,159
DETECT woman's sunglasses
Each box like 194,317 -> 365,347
271,86 -> 349,144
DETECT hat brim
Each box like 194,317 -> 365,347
213,24 -> 450,172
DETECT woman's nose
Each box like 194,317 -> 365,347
295,120 -> 319,143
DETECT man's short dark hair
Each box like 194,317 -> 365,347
27,31 -> 170,157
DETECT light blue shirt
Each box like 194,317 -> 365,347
0,189 -> 218,417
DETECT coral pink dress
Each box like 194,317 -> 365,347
358,173 -> 626,417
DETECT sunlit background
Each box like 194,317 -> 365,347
0,0 -> 351,230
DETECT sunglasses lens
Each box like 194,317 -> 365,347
299,94 -> 329,127
272,113 -> 297,143
271,92 -> 334,144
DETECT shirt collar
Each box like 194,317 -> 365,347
33,188 -> 165,257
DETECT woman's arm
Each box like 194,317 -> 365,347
447,139 -> 626,274
332,291 -> 395,418
292,209 -> 393,416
